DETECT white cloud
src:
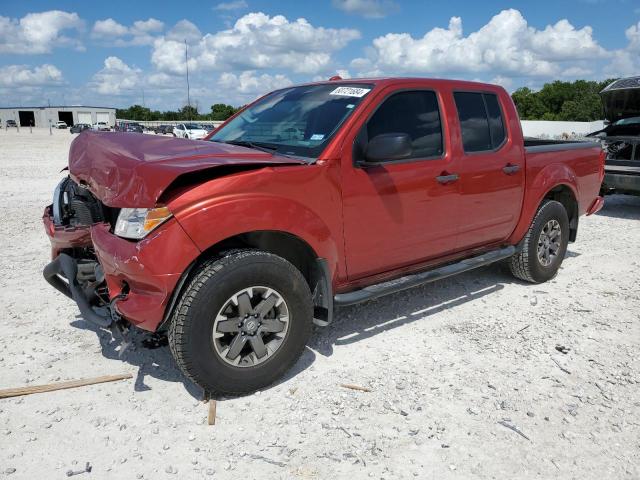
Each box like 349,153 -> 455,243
0,64 -> 64,87
214,0 -> 248,11
332,0 -> 398,19
91,18 -> 128,38
166,20 -> 202,42
0,10 -> 83,54
90,56 -> 141,95
151,12 -> 360,75
603,21 -> 640,78
351,9 -> 606,79
625,22 -> 640,52
91,17 -> 164,46
218,70 -> 292,95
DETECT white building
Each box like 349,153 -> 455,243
0,106 -> 116,128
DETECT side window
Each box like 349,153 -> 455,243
454,92 -> 506,153
484,94 -> 506,148
366,90 -> 443,159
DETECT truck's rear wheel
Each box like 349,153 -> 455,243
168,250 -> 313,395
509,200 -> 569,283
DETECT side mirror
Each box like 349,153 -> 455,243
364,133 -> 412,163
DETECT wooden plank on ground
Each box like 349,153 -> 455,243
208,399 -> 217,425
0,373 -> 133,399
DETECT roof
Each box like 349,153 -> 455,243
0,105 -> 115,110
299,76 -> 503,91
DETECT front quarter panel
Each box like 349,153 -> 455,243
168,162 -> 345,284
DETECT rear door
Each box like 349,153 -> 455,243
452,91 -> 525,250
341,87 -> 461,279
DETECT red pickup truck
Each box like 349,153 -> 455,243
43,78 -> 605,394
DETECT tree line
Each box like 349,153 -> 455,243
511,79 -> 616,122
116,103 -> 241,121
117,78 -> 618,123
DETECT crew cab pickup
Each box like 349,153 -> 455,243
43,78 -> 605,394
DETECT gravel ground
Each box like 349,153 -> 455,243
1,128 -> 639,479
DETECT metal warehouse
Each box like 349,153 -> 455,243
0,106 -> 116,128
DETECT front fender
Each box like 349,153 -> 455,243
173,193 -> 341,278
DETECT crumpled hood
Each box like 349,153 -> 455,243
68,132 -> 305,207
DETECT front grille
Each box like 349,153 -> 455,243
54,177 -> 117,228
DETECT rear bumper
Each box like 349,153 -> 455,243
602,171 -> 640,194
586,196 -> 604,216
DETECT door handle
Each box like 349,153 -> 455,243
436,173 -> 459,184
502,164 -> 520,175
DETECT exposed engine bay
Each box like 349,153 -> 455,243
587,76 -> 640,196
44,177 -> 130,346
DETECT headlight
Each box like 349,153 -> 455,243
114,206 -> 172,240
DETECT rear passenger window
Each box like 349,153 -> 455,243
454,92 -> 506,153
366,90 -> 443,159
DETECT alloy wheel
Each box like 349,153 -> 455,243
212,286 -> 289,367
537,219 -> 562,267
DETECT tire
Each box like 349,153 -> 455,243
509,200 -> 569,283
168,250 -> 313,395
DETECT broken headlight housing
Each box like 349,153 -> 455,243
114,207 -> 172,240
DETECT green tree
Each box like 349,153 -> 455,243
511,79 -> 616,122
210,103 -> 238,121
180,105 -> 199,120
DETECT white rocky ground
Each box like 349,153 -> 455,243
0,128 -> 638,479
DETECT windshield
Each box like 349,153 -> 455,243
210,83 -> 374,159
185,124 -> 201,130
614,116 -> 640,125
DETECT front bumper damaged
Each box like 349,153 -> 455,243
43,204 -> 201,333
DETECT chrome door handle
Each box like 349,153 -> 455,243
502,164 -> 520,175
436,173 -> 459,184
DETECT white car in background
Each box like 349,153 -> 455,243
174,123 -> 208,140
54,121 -> 67,129
92,122 -> 110,131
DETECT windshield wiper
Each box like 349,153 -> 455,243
218,139 -> 278,154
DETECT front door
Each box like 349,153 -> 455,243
342,88 -> 461,279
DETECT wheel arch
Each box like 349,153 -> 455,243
540,184 -> 579,241
158,229 -> 333,331
509,162 -> 580,246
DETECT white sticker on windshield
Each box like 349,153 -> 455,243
329,86 -> 371,97
310,134 -> 325,141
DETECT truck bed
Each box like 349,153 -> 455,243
524,138 -> 600,153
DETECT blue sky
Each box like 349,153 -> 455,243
1,0 -> 638,110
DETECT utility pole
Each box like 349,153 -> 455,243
185,39 -> 191,121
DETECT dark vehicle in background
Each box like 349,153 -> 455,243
588,76 -> 640,196
70,123 -> 91,134
117,122 -> 144,133
6,120 -> 17,128
154,124 -> 173,134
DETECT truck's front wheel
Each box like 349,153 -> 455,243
509,200 -> 569,283
168,250 -> 313,395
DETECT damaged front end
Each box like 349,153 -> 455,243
42,177 -> 130,345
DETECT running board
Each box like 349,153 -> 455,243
334,246 -> 516,306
